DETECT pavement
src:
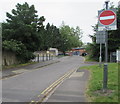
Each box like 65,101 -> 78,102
44,69 -> 90,102
2,59 -> 60,79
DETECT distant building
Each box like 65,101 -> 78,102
49,48 -> 58,56
71,47 -> 86,56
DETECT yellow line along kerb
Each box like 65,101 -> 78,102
30,69 -> 76,104
41,69 -> 74,95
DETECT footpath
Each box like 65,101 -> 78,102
44,69 -> 90,102
2,59 -> 59,79
42,58 -> 98,102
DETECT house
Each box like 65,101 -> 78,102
71,47 -> 86,56
49,48 -> 58,56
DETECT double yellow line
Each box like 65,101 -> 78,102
41,69 -> 75,95
30,69 -> 76,104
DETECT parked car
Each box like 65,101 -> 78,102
82,53 -> 87,56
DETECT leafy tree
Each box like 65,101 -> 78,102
2,2 -> 45,62
39,23 -> 62,51
59,23 -> 83,54
41,23 -> 52,50
37,16 -> 46,50
2,39 -> 35,62
2,2 -> 83,63
3,2 -> 39,51
108,7 -> 120,52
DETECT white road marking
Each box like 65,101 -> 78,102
70,72 -> 84,78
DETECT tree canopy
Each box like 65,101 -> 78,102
2,2 -> 45,62
2,2 -> 83,63
59,22 -> 83,54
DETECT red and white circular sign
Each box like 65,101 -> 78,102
99,10 -> 116,25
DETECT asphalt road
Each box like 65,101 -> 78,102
2,56 -> 95,102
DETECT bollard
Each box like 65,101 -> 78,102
43,54 -> 44,61
40,54 -> 41,61
49,54 -> 50,60
37,54 -> 39,62
103,63 -> 108,92
46,53 -> 48,61
52,55 -> 53,60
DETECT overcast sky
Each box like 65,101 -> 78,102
0,0 -> 119,43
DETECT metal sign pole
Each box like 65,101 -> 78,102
98,1 -> 117,93
103,0 -> 109,93
103,29 -> 108,92
99,43 -> 102,67
96,31 -> 105,68
105,28 -> 108,63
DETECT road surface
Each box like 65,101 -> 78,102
2,56 -> 94,102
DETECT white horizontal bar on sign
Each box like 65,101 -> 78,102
100,15 -> 115,20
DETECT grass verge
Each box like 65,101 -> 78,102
84,55 -> 97,62
2,61 -> 38,70
80,63 -> 118,102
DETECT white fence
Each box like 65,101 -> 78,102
32,53 -> 57,62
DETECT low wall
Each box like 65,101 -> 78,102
2,51 -> 19,66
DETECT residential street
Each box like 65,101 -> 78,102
1,1 -> 119,103
2,56 -> 97,102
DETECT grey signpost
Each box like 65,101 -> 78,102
98,1 -> 117,92
96,31 -> 105,67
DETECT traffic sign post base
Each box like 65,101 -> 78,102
103,63 -> 108,93
99,56 -> 102,68
97,0 -> 117,94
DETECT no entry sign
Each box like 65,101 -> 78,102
99,10 -> 116,25
98,9 -> 117,31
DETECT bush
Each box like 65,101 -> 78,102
2,39 -> 35,63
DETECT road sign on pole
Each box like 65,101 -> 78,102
98,9 -> 117,31
96,31 -> 105,68
97,1 -> 116,93
99,10 -> 116,25
96,31 -> 105,44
